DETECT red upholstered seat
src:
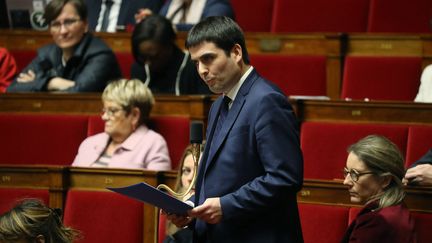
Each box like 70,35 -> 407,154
250,54 -> 327,96
341,56 -> 422,101
115,52 -> 135,79
405,125 -> 432,168
411,211 -> 432,243
300,122 -> 408,180
158,211 -> 167,243
0,188 -> 49,215
367,0 -> 432,33
299,203 -> 350,243
231,0 -> 275,32
9,50 -> 37,72
88,115 -> 190,169
271,0 -> 370,32
0,114 -> 88,165
63,189 -> 143,243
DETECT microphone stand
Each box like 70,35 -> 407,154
157,122 -> 202,200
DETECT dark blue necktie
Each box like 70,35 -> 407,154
101,0 -> 113,32
211,96 -> 231,146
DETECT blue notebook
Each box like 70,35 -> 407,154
107,182 -> 192,215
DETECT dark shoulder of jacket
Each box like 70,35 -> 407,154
75,33 -> 115,57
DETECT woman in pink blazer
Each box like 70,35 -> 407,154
72,78 -> 171,170
341,135 -> 416,243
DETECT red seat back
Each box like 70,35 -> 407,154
367,0 -> 432,33
115,52 -> 134,79
406,125 -> 432,167
341,56 -> 422,101
9,50 -> 37,72
63,189 -> 143,243
300,122 -> 408,180
299,203 -> 350,243
271,0 -> 370,32
231,0 -> 274,32
0,188 -> 49,215
251,55 -> 327,96
0,114 -> 88,165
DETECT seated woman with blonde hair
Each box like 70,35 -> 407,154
0,199 -> 79,243
341,135 -> 416,243
72,78 -> 171,170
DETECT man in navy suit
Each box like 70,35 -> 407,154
167,16 -> 304,243
85,0 -> 162,32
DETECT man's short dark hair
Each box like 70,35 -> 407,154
44,0 -> 87,23
131,15 -> 176,65
185,16 -> 250,64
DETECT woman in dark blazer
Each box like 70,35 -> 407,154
341,135 -> 416,243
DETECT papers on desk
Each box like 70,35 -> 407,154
107,182 -> 192,215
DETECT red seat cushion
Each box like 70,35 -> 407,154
301,122 -> 408,180
406,125 -> 432,167
251,55 -> 327,96
271,0 -> 370,32
63,190 -> 143,243
0,188 -> 49,215
341,56 -> 422,101
299,203 -> 350,243
367,0 -> 432,33
0,114 -> 88,165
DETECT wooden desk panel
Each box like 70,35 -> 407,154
0,93 -> 213,122
299,179 -> 432,212
295,99 -> 432,125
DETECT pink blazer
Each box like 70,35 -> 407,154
72,125 -> 171,170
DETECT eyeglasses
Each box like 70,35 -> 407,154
50,18 -> 81,32
343,167 -> 375,182
101,107 -> 123,117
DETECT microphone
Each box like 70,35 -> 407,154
190,121 -> 203,144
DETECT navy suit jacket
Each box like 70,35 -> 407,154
86,0 -> 162,31
412,149 -> 432,167
193,69 -> 304,243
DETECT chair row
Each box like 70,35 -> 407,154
0,113 -> 190,170
7,49 -> 426,101
1,166 -> 431,243
232,0 -> 432,33
298,202 -> 431,243
1,112 -> 431,180
301,121 -> 432,180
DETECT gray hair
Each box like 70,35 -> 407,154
102,79 -> 155,126
348,135 -> 406,209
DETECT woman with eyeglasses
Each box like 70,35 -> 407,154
341,135 -> 416,243
0,199 -> 80,243
7,0 -> 121,92
72,78 -> 171,170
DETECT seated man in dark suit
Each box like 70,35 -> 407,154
404,149 -> 432,186
86,0 -> 162,32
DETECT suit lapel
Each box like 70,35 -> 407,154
204,70 -> 258,173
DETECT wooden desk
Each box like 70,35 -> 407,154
347,33 -> 432,67
295,99 -> 432,125
299,179 -> 432,212
0,93 -> 213,122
